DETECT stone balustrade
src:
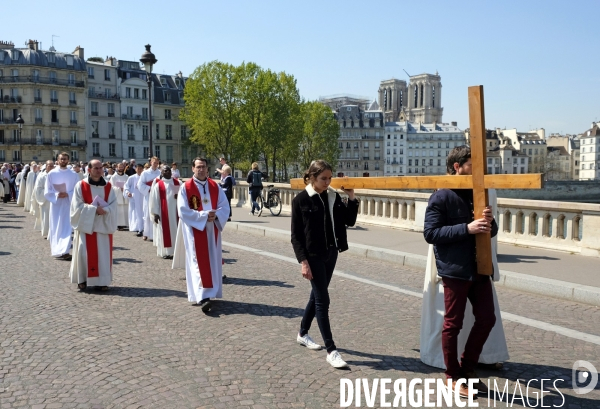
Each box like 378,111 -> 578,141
231,181 -> 600,257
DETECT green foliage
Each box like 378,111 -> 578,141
182,61 -> 339,181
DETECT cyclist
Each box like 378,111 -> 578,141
246,162 -> 263,216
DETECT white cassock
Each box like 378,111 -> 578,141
70,180 -> 118,287
124,173 -> 144,232
35,171 -> 50,238
137,168 -> 161,239
29,171 -> 42,231
110,173 -> 129,227
27,171 -> 38,214
149,178 -> 180,257
420,189 -> 509,368
44,168 -> 81,257
16,168 -> 27,206
173,178 -> 229,303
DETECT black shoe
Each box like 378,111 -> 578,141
199,298 -> 212,313
136,232 -> 143,237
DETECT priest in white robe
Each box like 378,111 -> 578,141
16,165 -> 29,206
136,157 -> 161,241
420,189 -> 509,370
35,161 -> 54,238
149,165 -> 180,259
30,165 -> 42,231
25,163 -> 39,213
70,159 -> 118,290
124,164 -> 144,235
44,153 -> 81,260
110,162 -> 129,230
175,157 -> 229,312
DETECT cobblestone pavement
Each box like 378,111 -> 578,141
1,202 -> 599,409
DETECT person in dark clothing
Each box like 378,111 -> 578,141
246,162 -> 263,215
219,165 -> 233,221
423,145 -> 498,398
291,160 -> 359,369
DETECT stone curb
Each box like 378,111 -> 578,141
227,221 -> 600,307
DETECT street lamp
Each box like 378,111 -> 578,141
140,44 -> 157,161
15,114 -> 24,163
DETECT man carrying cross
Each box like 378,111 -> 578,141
69,159 -> 118,291
149,165 -> 180,259
423,146 -> 498,397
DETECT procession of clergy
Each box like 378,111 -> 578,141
13,153 -> 229,312
11,150 -> 510,394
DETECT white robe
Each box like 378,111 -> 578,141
44,168 -> 81,257
26,171 -> 38,214
29,171 -> 42,231
420,189 -> 509,368
110,173 -> 129,227
70,180 -> 118,286
137,168 -> 161,239
173,179 -> 230,303
124,174 -> 144,232
35,171 -> 50,238
16,170 -> 26,206
149,178 -> 179,257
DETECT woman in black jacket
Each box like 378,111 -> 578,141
219,165 -> 233,221
291,160 -> 359,369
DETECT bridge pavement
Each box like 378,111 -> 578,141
1,202 -> 599,408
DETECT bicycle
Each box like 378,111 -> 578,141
256,184 -> 282,216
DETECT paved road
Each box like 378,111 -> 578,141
1,203 -> 599,408
231,207 -> 600,288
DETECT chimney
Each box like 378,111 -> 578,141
451,121 -> 457,126
73,45 -> 84,60
28,39 -> 39,51
0,41 -> 15,49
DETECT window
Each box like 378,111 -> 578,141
68,74 -> 75,85
109,143 -> 116,157
142,108 -> 148,119
91,101 -> 98,115
71,150 -> 78,160
51,90 -> 58,103
134,88 -> 139,99
127,106 -> 133,116
70,131 -> 77,144
108,122 -> 115,138
156,124 -> 160,139
126,87 -> 131,98
154,145 -> 160,159
127,124 -> 134,139
92,121 -> 99,137
142,89 -> 147,100
49,71 -> 57,85
70,111 -> 77,124
166,125 -> 172,139
182,148 -> 188,163
88,66 -> 94,78
128,146 -> 135,159
104,69 -> 111,81
33,88 -> 41,103
51,110 -> 58,123
166,146 -> 173,162
93,142 -> 100,156
142,125 -> 148,140
165,92 -> 171,103
165,109 -> 171,119
35,108 -> 42,123
143,147 -> 150,159
108,103 -> 115,117
52,130 -> 59,144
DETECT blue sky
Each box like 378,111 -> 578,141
5,0 -> 599,135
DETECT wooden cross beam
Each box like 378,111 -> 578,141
290,86 -> 544,276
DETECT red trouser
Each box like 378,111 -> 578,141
441,274 -> 496,380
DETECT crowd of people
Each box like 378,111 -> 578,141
2,148 -> 507,395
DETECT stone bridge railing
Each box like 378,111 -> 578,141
231,181 -> 600,257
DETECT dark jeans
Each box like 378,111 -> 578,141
299,247 -> 338,353
250,188 -> 261,213
441,275 -> 496,380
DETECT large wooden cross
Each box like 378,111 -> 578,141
290,86 -> 544,275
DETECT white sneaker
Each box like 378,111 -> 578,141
326,350 -> 348,368
296,333 -> 322,350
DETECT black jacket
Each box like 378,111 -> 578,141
219,175 -> 233,200
246,169 -> 263,190
291,185 -> 359,263
423,189 -> 498,281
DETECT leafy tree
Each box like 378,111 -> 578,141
298,101 -> 340,173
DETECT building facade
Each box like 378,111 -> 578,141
579,123 -> 600,180
0,40 -> 87,163
86,58 -> 121,161
378,73 -> 443,123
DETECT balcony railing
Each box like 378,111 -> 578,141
70,120 -> 78,125
0,118 -> 17,124
142,135 -> 149,141
51,119 -> 59,124
87,91 -> 120,100
1,96 -> 22,103
35,118 -> 43,124
0,75 -> 85,87
17,137 -> 87,147
127,134 -> 135,140
92,133 -> 99,138
108,112 -> 115,117
91,111 -> 98,116
69,100 -> 77,105
109,134 -> 116,139
34,97 -> 42,103
121,114 -> 153,120
51,98 -> 58,104
88,74 -> 94,79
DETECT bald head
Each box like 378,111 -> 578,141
88,159 -> 104,182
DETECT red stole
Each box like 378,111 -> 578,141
184,178 -> 219,289
80,181 -> 113,279
157,178 -> 180,248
